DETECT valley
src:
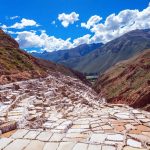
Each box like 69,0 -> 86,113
0,28 -> 150,150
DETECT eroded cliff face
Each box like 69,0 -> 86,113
94,50 -> 150,111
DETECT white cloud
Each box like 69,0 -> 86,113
7,30 -> 16,34
87,3 -> 150,43
73,34 -> 91,47
2,3 -> 150,52
15,30 -> 92,51
15,31 -> 73,52
11,2 -> 150,52
11,18 -> 39,29
10,16 -> 20,20
16,31 -> 44,48
1,24 -> 8,29
81,15 -> 102,29
1,18 -> 39,29
58,12 -> 79,27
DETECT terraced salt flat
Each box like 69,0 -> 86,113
0,74 -> 150,150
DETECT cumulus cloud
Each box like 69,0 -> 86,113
11,18 -> 39,29
73,34 -> 91,47
2,3 -> 150,52
58,12 -> 79,27
87,3 -> 150,43
1,18 -> 39,29
16,31 -> 43,48
15,30 -> 92,51
15,31 -> 73,52
81,15 -> 102,29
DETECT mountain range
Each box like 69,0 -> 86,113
32,43 -> 103,71
32,29 -> 150,74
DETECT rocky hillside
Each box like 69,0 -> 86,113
94,49 -> 150,111
0,30 -> 87,85
73,29 -> 150,74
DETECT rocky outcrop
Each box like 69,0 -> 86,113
94,50 -> 150,110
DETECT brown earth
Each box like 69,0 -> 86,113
94,49 -> 150,111
0,30 -> 88,85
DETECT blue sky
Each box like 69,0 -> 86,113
0,0 -> 150,52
